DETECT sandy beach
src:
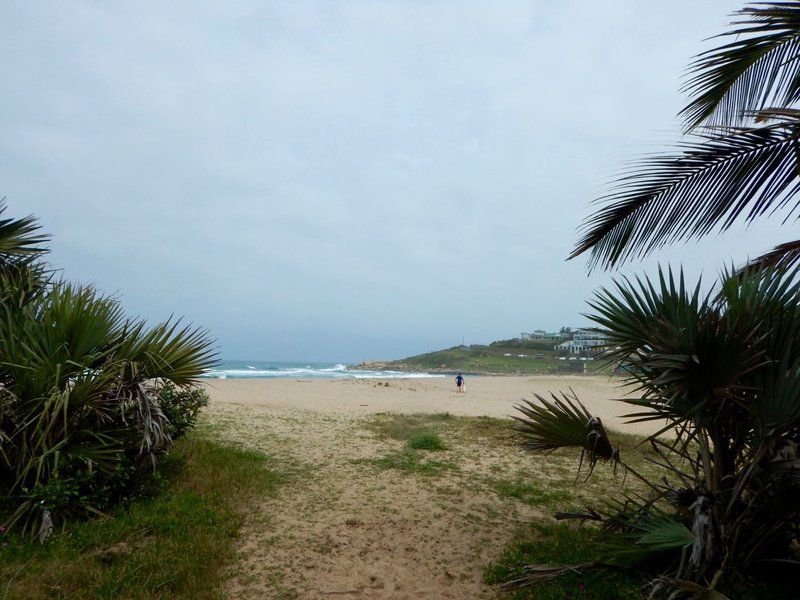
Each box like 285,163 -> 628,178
199,375 -> 658,599
200,374 -> 650,434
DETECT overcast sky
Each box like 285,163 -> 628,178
1,1 -> 791,362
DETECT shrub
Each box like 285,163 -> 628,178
158,384 -> 210,440
0,204 -> 217,536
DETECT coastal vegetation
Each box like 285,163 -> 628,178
0,433 -> 284,599
362,339 -> 586,375
0,203 -> 244,598
485,524 -> 643,600
7,2 -> 800,597
507,2 -> 800,597
358,413 -> 455,475
0,205 -> 216,535
512,269 -> 799,597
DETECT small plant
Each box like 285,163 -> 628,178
407,431 -> 446,451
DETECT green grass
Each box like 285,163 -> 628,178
365,413 -> 439,441
355,449 -> 458,476
365,412 -> 511,444
486,523 -> 794,600
428,412 -> 454,421
406,431 -> 446,451
366,413 -> 449,448
489,478 -> 573,508
386,346 -> 561,375
485,523 -> 644,599
374,341 -> 620,376
446,414 -> 517,446
0,435 -> 284,600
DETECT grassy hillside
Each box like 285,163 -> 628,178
361,338 -> 597,375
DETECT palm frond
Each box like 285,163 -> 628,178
681,1 -> 800,130
588,267 -> 767,428
502,563 -> 595,589
571,122 -> 800,270
603,516 -> 693,567
742,238 -> 800,271
115,319 -> 218,385
513,390 -> 616,476
0,201 -> 49,261
752,352 -> 800,432
649,576 -> 732,600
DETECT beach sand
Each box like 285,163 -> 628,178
200,376 -> 656,599
200,374 -> 649,434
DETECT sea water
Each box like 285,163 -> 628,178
200,360 -> 443,379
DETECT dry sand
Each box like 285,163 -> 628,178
200,376 -> 657,599
200,374 -> 651,435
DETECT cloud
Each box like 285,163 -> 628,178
0,0 -> 779,361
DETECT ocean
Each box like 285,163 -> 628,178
200,360 -> 443,379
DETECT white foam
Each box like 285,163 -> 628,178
200,364 -> 443,380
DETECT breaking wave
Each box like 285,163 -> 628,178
200,361 -> 442,380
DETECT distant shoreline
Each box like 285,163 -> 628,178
350,360 -> 614,378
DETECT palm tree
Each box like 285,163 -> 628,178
511,267 -> 800,596
0,204 -> 217,535
571,2 -> 800,271
506,3 -> 800,596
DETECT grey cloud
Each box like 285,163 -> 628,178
0,1 -> 785,362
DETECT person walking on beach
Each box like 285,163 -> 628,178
455,373 -> 464,393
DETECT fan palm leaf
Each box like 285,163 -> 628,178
589,268 -> 767,434
0,202 -> 48,261
114,319 -> 218,385
513,390 -> 616,476
602,517 -> 693,568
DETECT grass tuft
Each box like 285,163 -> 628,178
407,431 -> 446,451
489,478 -> 573,507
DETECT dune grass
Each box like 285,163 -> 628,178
406,430 -> 447,451
365,412 -> 449,441
488,478 -> 573,508
356,413 -> 458,475
0,435 -> 284,600
356,449 -> 459,476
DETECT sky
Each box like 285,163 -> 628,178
0,1 -> 791,362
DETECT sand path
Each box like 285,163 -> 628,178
201,376 -> 652,599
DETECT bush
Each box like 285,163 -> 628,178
158,384 -> 210,440
0,204 -> 217,536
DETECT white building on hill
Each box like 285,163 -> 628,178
520,329 -> 564,341
554,329 -> 608,356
